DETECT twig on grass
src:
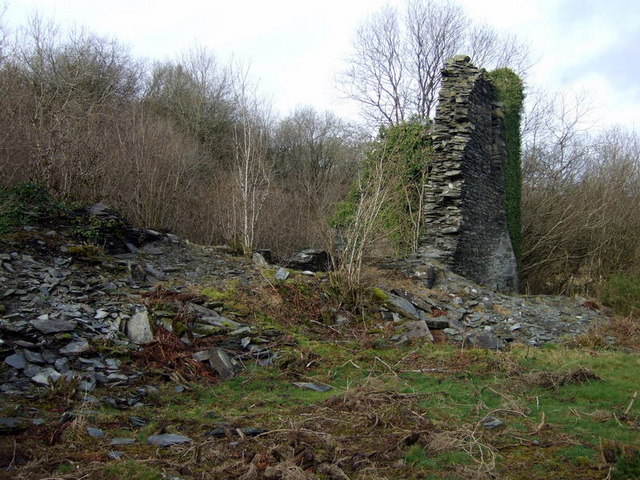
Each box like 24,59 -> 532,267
624,391 -> 638,416
533,411 -> 546,434
375,356 -> 399,377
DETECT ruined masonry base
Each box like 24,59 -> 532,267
418,55 -> 518,292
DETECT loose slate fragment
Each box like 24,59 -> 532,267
4,352 -> 27,370
0,418 -> 28,435
30,318 -> 76,334
78,377 -> 96,392
31,368 -> 62,385
292,382 -> 332,392
208,348 -> 236,380
419,311 -> 450,329
87,427 -> 104,438
110,437 -> 135,445
274,267 -> 290,281
23,350 -> 45,364
385,293 -> 421,321
205,428 -> 227,438
147,433 -> 192,447
129,416 -> 147,428
127,309 -> 154,344
144,263 -> 167,280
397,320 -> 434,341
463,331 -> 503,350
108,451 -> 124,460
482,416 -> 503,429
60,338 -> 90,355
252,252 -> 269,267
192,350 -> 210,362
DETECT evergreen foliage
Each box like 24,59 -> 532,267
488,68 -> 524,264
332,119 -> 432,255
0,182 -> 62,233
603,273 -> 640,317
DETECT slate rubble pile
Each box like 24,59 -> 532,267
0,205 -> 273,403
375,257 -> 609,349
1,204 -> 610,404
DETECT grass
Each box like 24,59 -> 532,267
3,338 -> 639,479
102,460 -> 163,480
2,266 -> 639,480
603,273 -> 640,317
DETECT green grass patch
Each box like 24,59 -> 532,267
405,445 -> 472,469
558,445 -> 598,465
603,273 -> 640,317
612,450 -> 640,480
102,460 -> 163,480
54,462 -> 75,474
511,347 -> 640,445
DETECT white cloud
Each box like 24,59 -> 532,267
3,0 -> 638,130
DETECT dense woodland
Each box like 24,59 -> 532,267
0,2 -> 638,310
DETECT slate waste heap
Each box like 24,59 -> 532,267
0,199 -> 609,406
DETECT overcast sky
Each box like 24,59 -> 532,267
3,0 -> 639,131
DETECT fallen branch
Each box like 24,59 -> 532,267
624,391 -> 638,416
374,356 -> 399,377
533,411 -> 546,434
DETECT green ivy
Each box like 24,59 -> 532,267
0,182 -> 63,233
332,119 -> 432,255
488,68 -> 524,266
72,215 -> 125,245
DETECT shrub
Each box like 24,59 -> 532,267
0,182 -> 61,233
602,274 -> 640,317
332,119 -> 432,256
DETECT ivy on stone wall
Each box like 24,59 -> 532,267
488,68 -> 524,264
332,119 -> 432,255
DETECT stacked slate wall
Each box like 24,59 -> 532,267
419,55 -> 517,292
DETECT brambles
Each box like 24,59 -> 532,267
0,182 -> 62,233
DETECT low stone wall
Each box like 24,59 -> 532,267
419,55 -> 517,292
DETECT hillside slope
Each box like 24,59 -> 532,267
1,203 -> 639,479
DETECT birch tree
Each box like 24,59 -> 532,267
230,63 -> 272,255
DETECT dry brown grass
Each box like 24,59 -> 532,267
426,423 -> 497,478
133,328 -> 217,382
520,366 -> 602,390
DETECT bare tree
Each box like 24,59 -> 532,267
273,107 -> 360,207
405,0 -> 466,118
0,1 -> 7,65
145,46 -> 233,161
466,23 -> 530,76
7,15 -> 144,197
339,6 -> 407,125
229,62 -> 273,255
339,0 -> 530,124
519,87 -> 640,294
521,88 -> 595,188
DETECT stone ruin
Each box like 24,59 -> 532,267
418,55 -> 518,292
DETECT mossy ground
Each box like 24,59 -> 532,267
2,275 -> 639,480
